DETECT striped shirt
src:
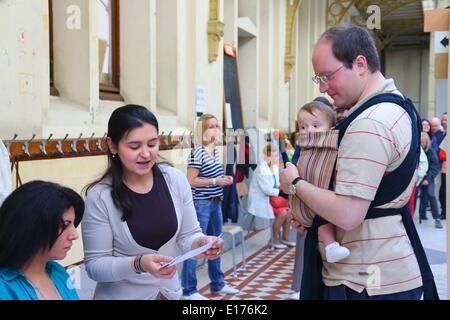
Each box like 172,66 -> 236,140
321,79 -> 422,296
188,144 -> 224,200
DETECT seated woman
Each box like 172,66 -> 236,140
0,180 -> 84,300
247,143 -> 293,249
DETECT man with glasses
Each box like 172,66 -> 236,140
281,24 -> 438,300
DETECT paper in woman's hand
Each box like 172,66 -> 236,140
160,235 -> 222,268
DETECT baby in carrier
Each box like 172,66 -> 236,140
290,101 -> 350,263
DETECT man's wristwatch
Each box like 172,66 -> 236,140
289,177 -> 302,195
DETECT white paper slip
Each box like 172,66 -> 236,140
160,234 -> 222,268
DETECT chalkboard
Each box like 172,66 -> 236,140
223,45 -> 244,130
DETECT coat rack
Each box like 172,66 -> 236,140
4,132 -> 195,162
3,132 -> 195,187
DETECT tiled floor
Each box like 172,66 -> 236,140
199,245 -> 295,300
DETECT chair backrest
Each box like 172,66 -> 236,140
236,181 -> 248,197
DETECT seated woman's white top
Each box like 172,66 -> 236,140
247,162 -> 280,219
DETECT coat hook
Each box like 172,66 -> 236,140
159,132 -> 165,145
84,132 -> 95,152
165,131 -> 173,145
23,134 -> 36,156
71,133 -> 82,152
97,132 -> 107,151
5,133 -> 18,156
181,130 -> 187,143
57,134 -> 69,154
40,133 -> 53,156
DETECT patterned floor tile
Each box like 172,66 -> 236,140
199,245 -> 296,300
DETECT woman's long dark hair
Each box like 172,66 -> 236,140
0,181 -> 84,270
85,105 -> 168,221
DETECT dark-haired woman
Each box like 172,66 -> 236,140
0,181 -> 83,300
82,105 -> 223,300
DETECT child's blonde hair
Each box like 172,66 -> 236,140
421,132 -> 432,151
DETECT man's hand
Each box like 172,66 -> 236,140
280,162 -> 300,194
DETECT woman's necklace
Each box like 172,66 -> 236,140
27,278 -> 62,300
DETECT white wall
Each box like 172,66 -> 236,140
120,0 -> 156,109
156,0 -> 178,115
0,0 -> 47,138
53,0 -> 98,114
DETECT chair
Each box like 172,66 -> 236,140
222,224 -> 246,278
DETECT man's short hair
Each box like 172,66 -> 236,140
318,24 -> 380,73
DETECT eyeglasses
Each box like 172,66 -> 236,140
312,65 -> 345,84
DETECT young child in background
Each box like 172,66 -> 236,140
292,101 -> 350,263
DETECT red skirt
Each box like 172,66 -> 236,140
269,196 -> 289,216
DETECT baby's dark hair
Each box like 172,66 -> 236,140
298,101 -> 336,128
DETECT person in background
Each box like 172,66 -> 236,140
0,139 -> 12,207
248,143 -> 293,249
409,147 -> 428,217
418,132 -> 442,229
0,180 -> 83,300
422,119 -> 431,136
442,112 -> 447,132
430,117 -> 446,149
181,113 -> 238,300
83,105 -> 223,300
438,146 -> 446,220
439,112 -> 447,220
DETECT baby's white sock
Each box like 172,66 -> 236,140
325,241 -> 350,263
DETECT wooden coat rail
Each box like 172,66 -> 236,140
4,132 -> 194,187
4,132 -> 195,162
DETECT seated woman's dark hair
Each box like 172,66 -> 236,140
0,180 -> 84,270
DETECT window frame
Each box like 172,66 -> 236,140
99,0 -> 123,101
49,0 -> 59,96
